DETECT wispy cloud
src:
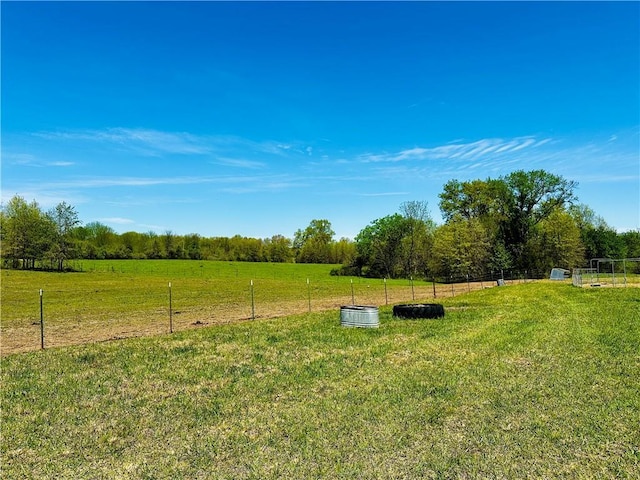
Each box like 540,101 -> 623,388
27,127 -> 307,165
2,152 -> 75,168
359,136 -> 552,164
212,157 -> 266,169
34,127 -> 211,156
98,217 -> 135,225
47,176 -> 216,188
578,174 -> 638,184
5,128 -> 637,225
48,161 -> 75,167
20,173 -> 309,196
3,153 -> 39,165
336,131 -> 639,190
358,191 -> 410,197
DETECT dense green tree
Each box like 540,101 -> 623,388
183,233 -> 203,260
400,200 -> 435,277
429,217 -> 491,280
330,237 -> 356,265
294,219 -> 335,263
439,178 -> 508,225
229,235 -> 264,262
119,231 -> 154,259
354,214 -> 408,278
162,230 -> 185,259
439,170 -> 577,271
350,202 -> 436,279
0,195 -> 55,269
568,204 -> 609,231
620,230 -> 640,273
77,222 -> 117,258
526,208 -> 585,273
500,170 -> 577,268
568,204 -> 628,261
488,241 -> 513,274
264,235 -> 294,263
620,230 -> 640,258
47,201 -> 81,270
145,232 -> 163,259
582,226 -> 626,260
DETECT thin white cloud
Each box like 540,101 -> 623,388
358,131 -> 639,189
359,136 -> 552,164
17,172 -> 311,197
28,128 -> 307,165
99,217 -> 135,225
137,223 -> 166,231
34,128 -> 211,156
0,189 -> 87,209
60,176 -> 213,188
509,138 -> 537,152
573,174 -> 638,184
1,152 -> 74,167
358,191 -> 409,197
221,179 -> 310,194
213,157 -> 266,169
3,153 -> 39,165
48,161 -> 75,167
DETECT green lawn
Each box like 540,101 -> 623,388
2,282 -> 639,478
1,260 -> 480,354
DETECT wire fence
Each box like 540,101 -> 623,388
2,270 -> 539,356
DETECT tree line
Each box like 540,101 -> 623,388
2,170 -> 639,278
0,198 -> 355,269
346,170 -> 639,280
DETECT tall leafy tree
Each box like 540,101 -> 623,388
501,170 -> 577,263
294,219 -> 335,263
439,170 -> 578,270
48,201 -> 81,270
568,204 -> 626,262
264,234 -> 294,263
184,233 -> 203,260
439,178 -> 508,224
330,237 -> 356,265
526,208 -> 585,273
429,217 -> 491,280
78,222 -> 117,258
620,230 -> 640,259
400,200 -> 435,277
354,214 -> 408,278
582,226 -> 626,260
1,195 -> 55,269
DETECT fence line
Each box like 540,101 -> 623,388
3,272 -> 537,355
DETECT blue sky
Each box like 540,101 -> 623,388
2,1 -> 639,239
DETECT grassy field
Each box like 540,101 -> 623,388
2,282 -> 639,478
2,260 -> 501,355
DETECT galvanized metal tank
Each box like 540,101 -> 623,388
340,305 -> 379,328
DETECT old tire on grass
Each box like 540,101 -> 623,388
393,303 -> 445,319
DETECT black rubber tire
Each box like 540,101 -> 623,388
393,303 -> 445,319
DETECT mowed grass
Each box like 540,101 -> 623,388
2,282 -> 639,479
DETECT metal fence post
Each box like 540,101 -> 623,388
169,282 -> 173,333
384,278 -> 388,305
250,280 -> 255,320
40,289 -> 44,350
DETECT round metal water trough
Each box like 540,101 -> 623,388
340,305 -> 379,328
